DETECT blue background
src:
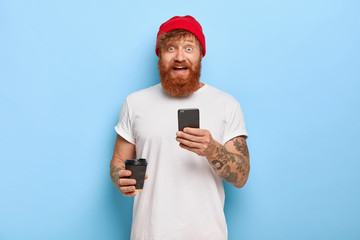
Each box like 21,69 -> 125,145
1,0 -> 359,239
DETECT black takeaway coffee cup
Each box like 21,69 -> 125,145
125,158 -> 148,192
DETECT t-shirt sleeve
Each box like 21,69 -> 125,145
114,98 -> 136,145
222,97 -> 248,145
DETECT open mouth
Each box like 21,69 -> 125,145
170,65 -> 190,77
173,66 -> 189,71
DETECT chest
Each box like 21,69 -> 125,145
131,102 -> 226,145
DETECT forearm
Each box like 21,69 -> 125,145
110,158 -> 125,188
206,141 -> 250,188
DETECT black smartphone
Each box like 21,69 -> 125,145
178,108 -> 200,131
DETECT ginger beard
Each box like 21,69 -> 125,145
158,57 -> 202,97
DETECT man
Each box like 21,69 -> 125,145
110,15 -> 250,240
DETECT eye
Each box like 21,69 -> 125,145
168,46 -> 175,51
186,47 -> 192,52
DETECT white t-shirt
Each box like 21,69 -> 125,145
115,83 -> 247,240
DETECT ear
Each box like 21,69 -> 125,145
200,49 -> 204,58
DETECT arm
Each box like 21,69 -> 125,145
209,136 -> 249,188
110,134 -> 138,196
176,128 -> 250,188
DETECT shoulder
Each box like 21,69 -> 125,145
126,83 -> 162,104
127,83 -> 161,98
203,84 -> 239,104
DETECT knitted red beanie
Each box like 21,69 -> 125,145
155,15 -> 206,57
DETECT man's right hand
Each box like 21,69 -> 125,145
118,170 -> 137,197
111,135 -> 148,197
118,170 -> 149,197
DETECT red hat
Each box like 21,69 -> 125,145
155,15 -> 206,57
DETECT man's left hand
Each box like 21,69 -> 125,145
176,127 -> 218,158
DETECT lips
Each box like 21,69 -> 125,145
173,66 -> 189,71
171,65 -> 190,76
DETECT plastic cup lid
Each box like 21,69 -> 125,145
125,158 -> 147,166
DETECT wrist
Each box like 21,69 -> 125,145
205,139 -> 221,160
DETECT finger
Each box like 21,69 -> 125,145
123,192 -> 137,197
179,143 -> 200,155
120,185 -> 136,193
176,131 -> 203,143
183,127 -> 208,136
119,170 -> 132,178
145,174 -> 148,180
176,137 -> 202,149
119,178 -> 136,186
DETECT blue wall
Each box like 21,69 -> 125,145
1,1 -> 359,239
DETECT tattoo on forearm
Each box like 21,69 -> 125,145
233,137 -> 249,158
222,165 -> 240,184
110,164 -> 124,187
210,137 -> 250,187
212,160 -> 224,170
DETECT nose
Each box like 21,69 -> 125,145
174,49 -> 185,62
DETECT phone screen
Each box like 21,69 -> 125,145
178,108 -> 200,131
